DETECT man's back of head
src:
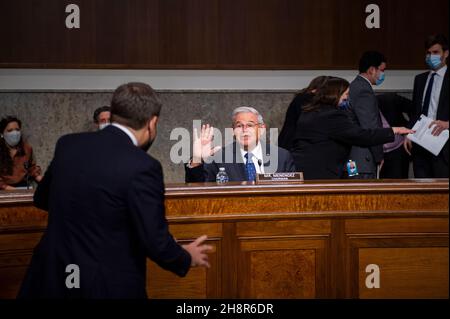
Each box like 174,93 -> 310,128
110,82 -> 162,130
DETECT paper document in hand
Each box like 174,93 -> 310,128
407,115 -> 449,156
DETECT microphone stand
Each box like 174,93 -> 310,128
24,162 -> 30,190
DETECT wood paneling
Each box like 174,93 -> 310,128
0,179 -> 448,298
358,247 -> 448,298
0,0 -> 448,69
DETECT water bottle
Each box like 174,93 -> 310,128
346,159 -> 359,177
216,167 -> 229,184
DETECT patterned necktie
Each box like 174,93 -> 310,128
422,72 -> 436,116
244,152 -> 257,181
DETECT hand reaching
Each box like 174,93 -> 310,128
392,127 -> 415,135
182,235 -> 213,268
403,138 -> 412,156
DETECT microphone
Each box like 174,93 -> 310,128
257,159 -> 263,172
24,162 -> 30,190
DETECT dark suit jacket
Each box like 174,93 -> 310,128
18,126 -> 191,299
278,92 -> 314,151
410,68 -> 449,162
291,105 -> 394,180
185,142 -> 296,182
376,92 -> 414,128
348,75 -> 384,174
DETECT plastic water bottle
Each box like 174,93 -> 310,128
216,167 -> 229,184
346,160 -> 359,177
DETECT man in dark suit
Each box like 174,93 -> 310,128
18,82 -> 211,299
404,34 -> 449,178
348,51 -> 387,179
185,107 -> 295,182
376,93 -> 414,178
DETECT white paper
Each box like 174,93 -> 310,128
407,115 -> 449,156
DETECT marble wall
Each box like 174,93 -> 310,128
0,90 -> 412,183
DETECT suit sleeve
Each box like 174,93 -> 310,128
128,160 -> 191,277
185,163 -> 206,182
280,149 -> 296,172
330,111 -> 394,147
185,161 -> 218,182
351,88 -> 384,163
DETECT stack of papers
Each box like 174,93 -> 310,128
407,115 -> 449,156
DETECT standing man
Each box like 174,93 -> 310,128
348,51 -> 387,179
19,82 -> 211,299
404,34 -> 449,178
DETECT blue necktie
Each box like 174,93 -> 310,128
422,73 -> 436,116
244,152 -> 257,181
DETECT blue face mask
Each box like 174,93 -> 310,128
426,54 -> 442,70
3,130 -> 21,147
338,100 -> 350,110
375,72 -> 385,86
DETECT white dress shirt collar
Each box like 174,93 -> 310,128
433,64 -> 447,77
111,123 -> 138,146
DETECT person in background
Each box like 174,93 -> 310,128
0,116 -> 42,190
376,93 -> 414,178
278,76 -> 330,151
404,34 -> 449,178
93,106 -> 111,130
348,51 -> 387,179
290,77 -> 414,180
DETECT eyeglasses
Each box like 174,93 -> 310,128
233,122 -> 259,130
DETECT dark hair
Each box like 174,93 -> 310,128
110,82 -> 162,130
298,76 -> 331,95
425,34 -> 449,51
302,77 -> 349,112
93,106 -> 111,123
0,116 -> 24,176
358,51 -> 387,73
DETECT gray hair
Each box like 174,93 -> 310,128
232,106 -> 264,125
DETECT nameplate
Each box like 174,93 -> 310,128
256,172 -> 304,184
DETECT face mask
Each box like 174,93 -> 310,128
3,130 -> 21,147
338,100 -> 350,110
99,122 -> 110,130
426,54 -> 442,70
375,72 -> 385,86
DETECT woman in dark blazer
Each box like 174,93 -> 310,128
291,77 -> 413,180
278,76 -> 330,151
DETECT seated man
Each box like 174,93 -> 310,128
185,106 -> 296,182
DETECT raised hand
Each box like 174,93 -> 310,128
192,124 -> 221,165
